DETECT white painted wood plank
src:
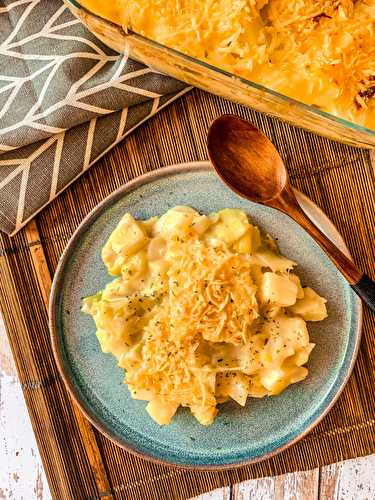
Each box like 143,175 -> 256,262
0,314 -> 51,500
231,458 -> 375,500
232,469 -> 319,500
192,486 -> 231,500
274,469 -> 319,500
233,476 -> 275,499
320,455 -> 375,500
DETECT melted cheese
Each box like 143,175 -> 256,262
79,0 -> 375,130
80,0 -> 126,24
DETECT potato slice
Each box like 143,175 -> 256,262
206,208 -> 250,245
289,287 -> 328,321
289,273 -> 304,299
102,213 -> 148,275
259,272 -> 298,306
155,206 -> 198,237
146,398 -> 179,425
233,225 -> 261,254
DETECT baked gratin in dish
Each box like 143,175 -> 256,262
79,0 -> 375,131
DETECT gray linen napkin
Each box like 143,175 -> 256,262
0,0 -> 188,235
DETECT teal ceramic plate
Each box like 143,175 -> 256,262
50,162 -> 362,469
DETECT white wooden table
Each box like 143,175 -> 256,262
1,313 -> 374,500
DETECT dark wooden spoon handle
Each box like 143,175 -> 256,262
271,184 -> 375,311
352,274 -> 375,311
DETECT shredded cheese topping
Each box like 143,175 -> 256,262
82,207 -> 328,425
80,0 -> 375,130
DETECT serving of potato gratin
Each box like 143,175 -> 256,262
83,206 -> 327,426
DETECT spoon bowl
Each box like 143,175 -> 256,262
208,116 -> 287,203
207,114 -> 375,311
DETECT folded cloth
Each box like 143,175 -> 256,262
0,0 -> 188,235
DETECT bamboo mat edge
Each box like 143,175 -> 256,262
25,220 -> 113,498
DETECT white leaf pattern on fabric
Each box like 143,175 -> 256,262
0,0 -> 189,235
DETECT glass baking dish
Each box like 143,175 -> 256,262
65,0 -> 375,148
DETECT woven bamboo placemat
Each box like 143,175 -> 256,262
0,89 -> 374,500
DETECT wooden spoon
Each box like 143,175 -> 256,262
207,114 -> 375,311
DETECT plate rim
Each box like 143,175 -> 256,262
49,160 -> 362,470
